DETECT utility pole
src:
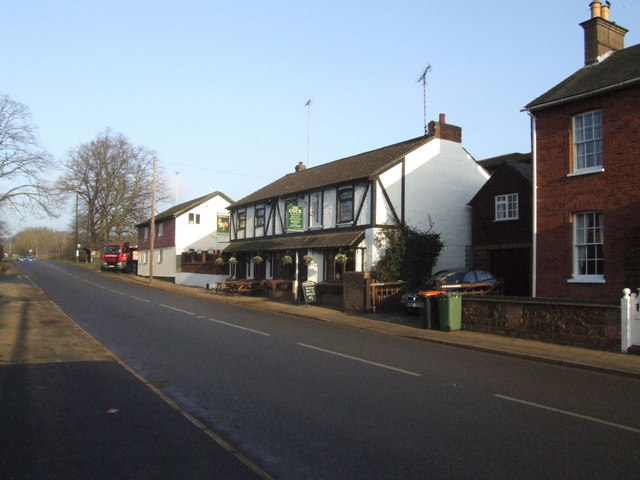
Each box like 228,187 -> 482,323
305,99 -> 311,165
149,156 -> 157,284
75,194 -> 79,263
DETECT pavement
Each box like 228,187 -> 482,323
1,261 -> 639,478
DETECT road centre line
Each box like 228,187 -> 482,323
207,318 -> 271,337
298,343 -> 422,377
160,304 -> 196,315
495,394 -> 640,434
130,296 -> 151,303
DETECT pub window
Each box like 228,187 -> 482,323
237,210 -> 246,230
188,213 -> 200,225
255,206 -> 265,228
337,186 -> 354,224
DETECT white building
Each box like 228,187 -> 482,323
224,114 -> 489,288
136,191 -> 233,287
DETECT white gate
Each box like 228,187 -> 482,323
621,288 -> 640,352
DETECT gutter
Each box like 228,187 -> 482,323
527,111 -> 538,298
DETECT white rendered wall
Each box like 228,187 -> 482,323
175,195 -> 230,253
403,140 -> 489,271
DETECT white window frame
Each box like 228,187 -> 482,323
157,222 -> 164,237
569,211 -> 604,283
144,226 -> 149,240
157,248 -> 163,264
495,193 -> 519,221
572,110 -> 603,174
188,213 -> 200,225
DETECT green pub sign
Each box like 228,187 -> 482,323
287,205 -> 304,232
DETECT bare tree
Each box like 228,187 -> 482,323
12,227 -> 73,259
0,94 -> 56,230
58,129 -> 167,247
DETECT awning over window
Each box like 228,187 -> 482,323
223,230 -> 365,254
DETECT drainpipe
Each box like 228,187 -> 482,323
527,111 -> 538,298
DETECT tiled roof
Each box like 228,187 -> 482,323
231,135 -> 431,207
477,153 -> 531,174
137,190 -> 233,226
526,43 -> 640,110
468,160 -> 531,206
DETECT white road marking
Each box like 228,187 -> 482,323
208,318 -> 271,336
130,296 -> 151,303
298,343 -> 422,377
495,394 -> 640,434
159,304 -> 195,315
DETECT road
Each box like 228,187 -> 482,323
20,261 -> 640,479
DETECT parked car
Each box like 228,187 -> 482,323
400,269 -> 501,313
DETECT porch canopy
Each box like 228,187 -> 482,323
223,230 -> 364,254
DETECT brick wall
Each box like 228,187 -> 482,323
343,272 -> 369,313
535,85 -> 640,300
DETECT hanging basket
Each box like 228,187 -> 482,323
282,255 -> 293,265
335,253 -> 348,264
253,255 -> 264,264
228,256 -> 238,265
302,254 -> 314,266
215,257 -> 225,266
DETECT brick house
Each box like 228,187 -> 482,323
470,154 -> 532,296
525,1 -> 640,300
136,191 -> 233,287
223,114 -> 489,302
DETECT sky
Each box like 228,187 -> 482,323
2,0 -> 639,234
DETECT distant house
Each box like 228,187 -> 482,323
524,1 -> 640,300
136,191 -> 233,287
470,154 -> 532,296
223,114 -> 489,299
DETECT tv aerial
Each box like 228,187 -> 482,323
417,64 -> 432,135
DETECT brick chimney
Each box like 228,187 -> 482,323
427,113 -> 462,143
295,161 -> 306,172
580,1 -> 627,65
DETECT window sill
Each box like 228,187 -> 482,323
567,276 -> 605,284
567,167 -> 604,178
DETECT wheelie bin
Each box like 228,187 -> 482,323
437,292 -> 462,331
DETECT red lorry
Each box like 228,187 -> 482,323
101,242 -> 138,273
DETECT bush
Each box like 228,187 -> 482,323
374,224 -> 443,287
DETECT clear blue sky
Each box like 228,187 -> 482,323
3,0 -> 639,233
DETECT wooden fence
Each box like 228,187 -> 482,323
370,281 -> 407,312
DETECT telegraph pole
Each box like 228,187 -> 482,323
149,156 -> 157,284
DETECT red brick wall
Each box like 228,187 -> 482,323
137,219 -> 177,250
534,85 -> 640,300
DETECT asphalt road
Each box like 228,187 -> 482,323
20,261 -> 640,479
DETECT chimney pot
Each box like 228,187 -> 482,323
439,113 -> 446,124
601,2 -> 609,20
295,161 -> 306,172
590,1 -> 601,18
